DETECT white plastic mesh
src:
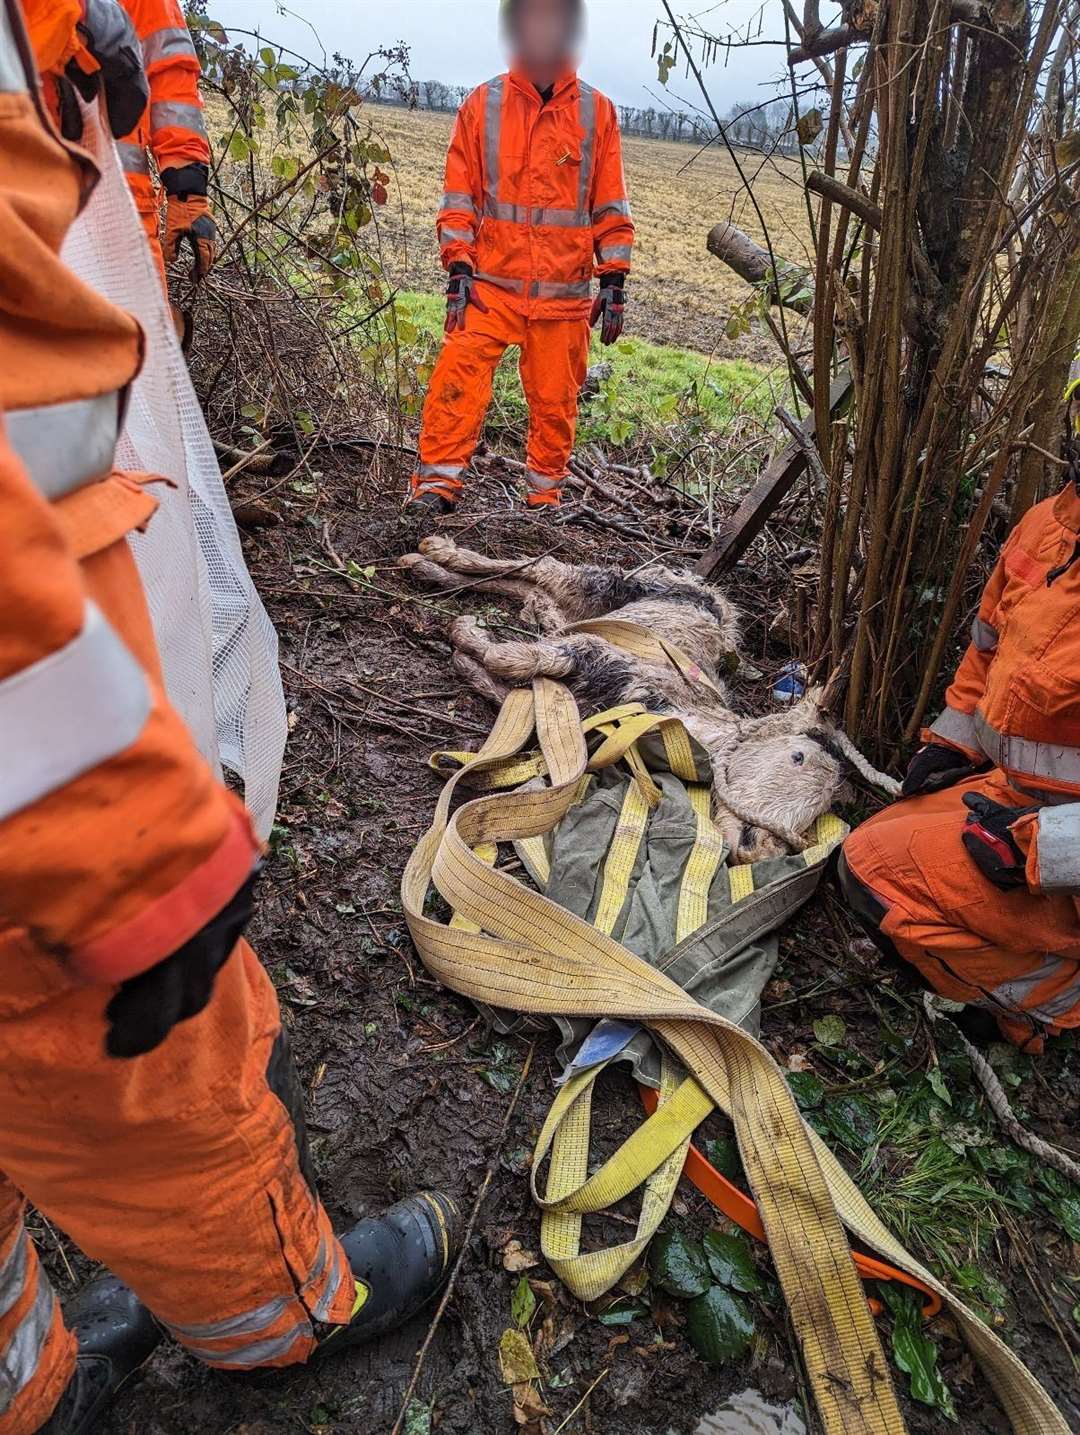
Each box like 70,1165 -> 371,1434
61,102 -> 286,838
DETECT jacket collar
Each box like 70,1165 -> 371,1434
507,66 -> 580,106
1051,481 -> 1080,534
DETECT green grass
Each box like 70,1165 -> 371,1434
393,290 -> 780,454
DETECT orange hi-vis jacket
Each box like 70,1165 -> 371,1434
114,0 -> 209,181
0,0 -> 258,987
437,67 -> 634,318
928,481 -> 1080,898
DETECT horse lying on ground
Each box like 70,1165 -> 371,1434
400,536 -> 894,862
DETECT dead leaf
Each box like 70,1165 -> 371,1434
512,1382 -> 552,1425
787,1051 -> 811,1072
607,1331 -> 631,1355
618,1264 -> 649,1296
796,108 -> 823,145
502,1239 -> 541,1273
499,1328 -> 540,1384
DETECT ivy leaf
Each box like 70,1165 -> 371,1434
813,1015 -> 846,1047
703,1231 -> 763,1293
927,1066 -> 952,1107
1050,1196 -> 1080,1241
511,1275 -> 536,1328
686,1286 -> 755,1364
786,1071 -> 825,1110
881,1285 -> 957,1420
823,1095 -> 877,1151
648,1230 -> 710,1299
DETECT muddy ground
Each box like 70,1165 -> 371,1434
66,454 -> 1079,1435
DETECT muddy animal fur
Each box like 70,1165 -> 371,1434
400,536 -> 876,862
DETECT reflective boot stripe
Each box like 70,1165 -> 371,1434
0,602 -> 152,821
0,1270 -> 56,1415
5,392 -> 120,501
0,1234 -> 29,1321
526,470 -> 564,493
141,25 -> 197,68
167,1292 -> 292,1342
117,142 -> 151,176
0,0 -> 25,92
982,954 -> 1080,1024
418,463 -> 465,481
309,1241 -> 349,1322
150,100 -> 208,139
183,1320 -> 311,1368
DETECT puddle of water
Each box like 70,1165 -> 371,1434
678,1389 -> 808,1435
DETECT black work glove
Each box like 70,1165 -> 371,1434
445,264 -> 489,334
902,742 -> 985,797
104,868 -> 260,1058
589,274 -> 626,345
68,0 -> 149,140
961,794 -> 1038,890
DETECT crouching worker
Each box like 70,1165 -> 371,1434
0,5 -> 459,1432
840,465 -> 1080,1054
407,0 -> 634,515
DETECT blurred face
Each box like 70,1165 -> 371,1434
507,0 -> 580,77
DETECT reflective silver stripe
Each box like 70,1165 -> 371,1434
0,0 -> 26,92
141,24 -> 197,68
117,141 -> 151,176
150,100 -> 208,138
593,199 -> 632,223
5,392 -> 120,502
184,1320 -> 311,1369
1013,780 -> 1078,806
599,243 -> 633,264
310,1243 -> 349,1322
973,710 -> 1080,787
971,616 -> 999,652
0,1272 -> 55,1414
418,463 -> 464,480
485,198 -> 529,223
0,1234 -> 29,1322
987,954 -> 1080,1021
534,206 -> 589,228
526,470 -> 563,492
577,82 -> 596,218
476,269 -> 525,294
168,1294 -> 291,1342
438,226 -> 475,246
483,75 -> 504,218
0,601 -> 153,821
1033,804 -> 1080,891
529,279 -> 590,300
441,191 -> 477,216
930,706 -> 981,753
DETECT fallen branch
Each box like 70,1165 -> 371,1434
706,221 -> 814,314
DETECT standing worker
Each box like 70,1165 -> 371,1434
408,0 -> 634,515
839,452 -> 1080,1053
0,5 -> 459,1432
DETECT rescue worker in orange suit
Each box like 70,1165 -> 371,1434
408,0 -> 634,514
36,0 -> 216,286
0,5 -> 460,1432
840,461 -> 1080,1054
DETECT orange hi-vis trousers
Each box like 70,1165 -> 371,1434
0,544 -> 355,1435
842,771 -> 1080,1052
411,286 -> 590,507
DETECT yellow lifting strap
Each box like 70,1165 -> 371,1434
402,680 -> 1068,1435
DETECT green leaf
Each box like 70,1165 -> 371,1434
648,1229 -> 710,1299
228,131 -> 252,162
259,46 -> 276,66
786,1071 -> 825,1109
823,1095 -> 877,1151
402,1400 -> 432,1435
927,1067 -> 953,1107
702,1231 -> 763,1293
813,1015 -> 846,1047
511,1274 -> 536,1328
596,1295 -> 649,1326
881,1285 -> 957,1420
1051,1196 -> 1080,1241
704,1137 -> 743,1182
685,1286 -> 755,1364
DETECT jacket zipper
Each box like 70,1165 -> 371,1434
1046,538 -> 1080,586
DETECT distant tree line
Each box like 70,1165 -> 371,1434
389,82 -> 807,157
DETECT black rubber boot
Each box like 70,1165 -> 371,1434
406,492 -> 456,518
39,1276 -> 160,1434
315,1191 -> 462,1357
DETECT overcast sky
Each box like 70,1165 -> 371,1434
213,1 -> 794,112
